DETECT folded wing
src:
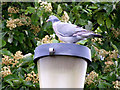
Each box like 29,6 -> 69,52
55,22 -> 94,38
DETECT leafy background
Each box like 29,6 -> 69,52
1,1 -> 120,89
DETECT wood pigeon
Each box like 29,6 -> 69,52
46,15 -> 102,43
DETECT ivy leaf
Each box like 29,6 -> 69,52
57,4 -> 62,14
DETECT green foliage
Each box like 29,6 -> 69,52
57,4 -> 63,14
2,53 -> 39,89
2,1 -> 120,89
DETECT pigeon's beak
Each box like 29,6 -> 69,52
46,19 -> 50,22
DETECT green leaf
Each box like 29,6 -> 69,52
27,7 -> 35,14
97,13 -> 105,25
83,9 -> 89,13
98,82 -> 106,88
18,34 -> 24,44
14,33 -> 24,44
104,4 -> 113,15
31,14 -> 39,25
13,80 -> 21,86
37,9 -> 43,17
111,42 -> 118,52
34,64 -> 38,74
98,80 -> 112,88
0,49 -> 12,56
88,6 -> 98,9
27,39 -> 32,47
52,39 -> 59,43
22,55 -> 33,62
101,76 -> 111,81
106,18 -> 111,28
57,4 -> 62,14
102,74 -> 116,81
91,46 -> 96,58
4,74 -> 18,81
90,62 -> 99,71
78,39 -> 88,45
95,27 -> 102,33
78,18 -> 87,25
5,80 -> 14,87
23,81 -> 33,87
21,55 -> 33,67
0,39 -> 6,48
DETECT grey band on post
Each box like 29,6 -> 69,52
34,43 -> 92,64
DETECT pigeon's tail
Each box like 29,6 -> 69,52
93,34 -> 103,38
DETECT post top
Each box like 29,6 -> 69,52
34,43 -> 92,64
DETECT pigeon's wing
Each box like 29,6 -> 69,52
73,30 -> 94,38
54,22 -> 86,37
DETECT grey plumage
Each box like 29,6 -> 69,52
46,15 -> 102,43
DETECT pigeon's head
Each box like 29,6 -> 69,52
46,15 -> 60,23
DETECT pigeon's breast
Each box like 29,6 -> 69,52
52,22 -> 60,35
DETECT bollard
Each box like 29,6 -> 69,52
34,43 -> 91,88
